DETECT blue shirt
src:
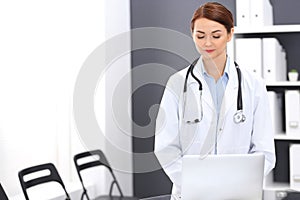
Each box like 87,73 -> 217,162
200,57 -> 230,154
201,58 -> 230,117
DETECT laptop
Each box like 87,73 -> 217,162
181,153 -> 265,200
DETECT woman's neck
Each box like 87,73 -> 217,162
203,53 -> 227,81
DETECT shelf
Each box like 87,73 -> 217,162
275,133 -> 300,140
267,81 -> 300,86
264,182 -> 290,191
234,25 -> 300,34
267,81 -> 300,92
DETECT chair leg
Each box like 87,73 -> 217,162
81,190 -> 90,200
109,180 -> 124,197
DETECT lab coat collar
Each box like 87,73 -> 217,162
186,57 -> 215,110
186,56 -> 232,85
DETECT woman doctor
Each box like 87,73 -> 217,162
154,2 -> 276,195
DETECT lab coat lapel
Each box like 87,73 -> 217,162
219,60 -> 239,125
187,61 -> 216,157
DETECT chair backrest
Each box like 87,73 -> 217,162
0,183 -> 9,200
18,163 -> 70,200
73,149 -> 123,199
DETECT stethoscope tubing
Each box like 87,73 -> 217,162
183,57 -> 245,124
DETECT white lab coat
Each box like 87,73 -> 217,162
154,56 -> 276,195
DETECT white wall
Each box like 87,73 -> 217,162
0,0 -> 107,197
71,0 -> 133,197
103,0 -> 133,196
74,0 -> 133,195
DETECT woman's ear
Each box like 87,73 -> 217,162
227,27 -> 234,42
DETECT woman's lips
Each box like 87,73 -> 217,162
205,49 -> 215,53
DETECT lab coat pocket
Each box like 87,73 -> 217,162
180,123 -> 201,154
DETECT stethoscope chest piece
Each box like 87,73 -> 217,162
233,110 -> 246,124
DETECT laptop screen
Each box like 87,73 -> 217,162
181,154 -> 265,200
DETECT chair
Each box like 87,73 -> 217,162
0,183 -> 9,200
18,163 -> 71,200
74,149 -> 139,200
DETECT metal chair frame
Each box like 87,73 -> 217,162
0,183 -> 9,200
74,149 -> 138,200
18,163 -> 71,200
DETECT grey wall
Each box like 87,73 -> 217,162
270,0 -> 300,25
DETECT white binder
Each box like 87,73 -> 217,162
236,0 -> 251,27
236,0 -> 274,27
285,90 -> 300,135
235,38 -> 262,78
281,50 -> 287,81
262,38 -> 287,82
267,91 -> 283,134
290,144 -> 300,189
250,0 -> 274,26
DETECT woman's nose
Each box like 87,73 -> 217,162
204,37 -> 212,46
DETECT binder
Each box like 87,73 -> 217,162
235,38 -> 262,78
236,0 -> 274,27
236,0 -> 251,27
290,144 -> 300,190
285,90 -> 300,135
267,91 -> 283,134
281,49 -> 287,81
262,38 -> 287,82
250,0 -> 274,26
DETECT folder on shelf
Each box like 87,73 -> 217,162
236,0 -> 251,27
235,38 -> 262,78
267,91 -> 283,135
285,90 -> 300,135
262,38 -> 287,82
236,0 -> 273,27
290,144 -> 300,190
280,50 -> 287,81
250,0 -> 274,26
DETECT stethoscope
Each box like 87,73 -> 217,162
183,58 -> 246,124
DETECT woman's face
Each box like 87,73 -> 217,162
192,18 -> 233,60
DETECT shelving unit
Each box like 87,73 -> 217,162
235,25 -> 300,34
267,81 -> 300,92
274,133 -> 300,141
234,7 -> 300,192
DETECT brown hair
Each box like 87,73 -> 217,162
191,2 -> 233,33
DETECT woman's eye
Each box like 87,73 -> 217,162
213,35 -> 221,39
197,36 -> 205,39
